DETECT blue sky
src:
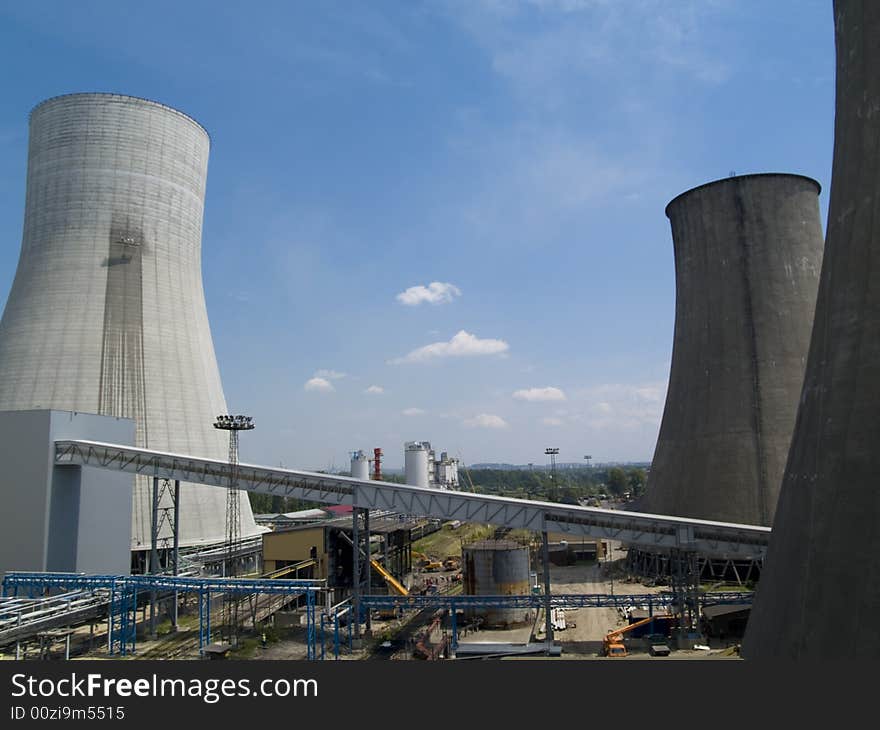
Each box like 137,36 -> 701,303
0,1 -> 835,470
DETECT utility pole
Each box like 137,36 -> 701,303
213,414 -> 255,647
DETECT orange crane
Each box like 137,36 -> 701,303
603,614 -> 668,657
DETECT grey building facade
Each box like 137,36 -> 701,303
0,410 -> 134,576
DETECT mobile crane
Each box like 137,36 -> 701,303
603,614 -> 668,657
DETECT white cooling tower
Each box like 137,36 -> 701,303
0,93 -> 261,550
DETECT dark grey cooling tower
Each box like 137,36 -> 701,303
742,2 -> 880,659
639,173 -> 824,526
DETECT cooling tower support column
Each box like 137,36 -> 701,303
640,172 -> 824,526
743,2 -> 880,659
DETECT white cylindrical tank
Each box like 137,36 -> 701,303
404,441 -> 431,488
350,450 -> 369,480
0,93 -> 261,550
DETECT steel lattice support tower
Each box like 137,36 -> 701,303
545,448 -> 559,487
213,414 -> 254,646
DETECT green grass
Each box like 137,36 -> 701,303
412,523 -> 496,558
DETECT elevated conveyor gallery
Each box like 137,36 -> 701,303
54,439 -> 770,559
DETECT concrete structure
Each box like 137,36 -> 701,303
462,539 -> 531,627
640,173 -> 824,526
404,441 -> 431,488
350,450 -> 370,481
743,3 -> 880,659
0,93 -> 260,551
0,410 -> 134,576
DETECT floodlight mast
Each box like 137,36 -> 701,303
213,413 -> 255,646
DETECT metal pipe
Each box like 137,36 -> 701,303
150,476 -> 159,640
364,509 -> 371,636
352,500 -> 360,641
172,479 -> 180,632
542,527 -> 553,652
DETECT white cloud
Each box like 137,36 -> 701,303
463,413 -> 509,429
314,369 -> 346,380
402,407 -> 425,416
364,385 -> 384,395
390,330 -> 509,364
542,416 -> 564,426
573,381 -> 668,430
304,377 -> 334,393
396,282 -> 462,306
513,386 -> 566,402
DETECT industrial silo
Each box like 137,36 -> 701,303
462,540 -> 531,627
743,2 -> 880,659
0,93 -> 260,552
639,172 -> 824,526
350,450 -> 370,480
404,441 -> 431,488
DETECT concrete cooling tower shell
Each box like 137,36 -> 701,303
0,93 -> 260,550
743,2 -> 880,659
639,173 -> 824,527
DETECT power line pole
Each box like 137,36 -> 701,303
213,413 -> 254,647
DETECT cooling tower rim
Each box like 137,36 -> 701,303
665,172 -> 821,218
29,92 -> 211,143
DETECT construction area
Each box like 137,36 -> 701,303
0,504 -> 751,662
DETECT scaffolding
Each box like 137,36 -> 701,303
2,573 -> 322,659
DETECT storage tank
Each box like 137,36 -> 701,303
639,172 -> 824,526
404,441 -> 431,488
350,450 -> 369,480
462,539 -> 531,627
0,93 -> 261,551
743,3 -> 880,659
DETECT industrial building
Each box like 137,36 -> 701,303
404,441 -> 459,489
0,93 -> 260,557
262,515 -> 417,604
